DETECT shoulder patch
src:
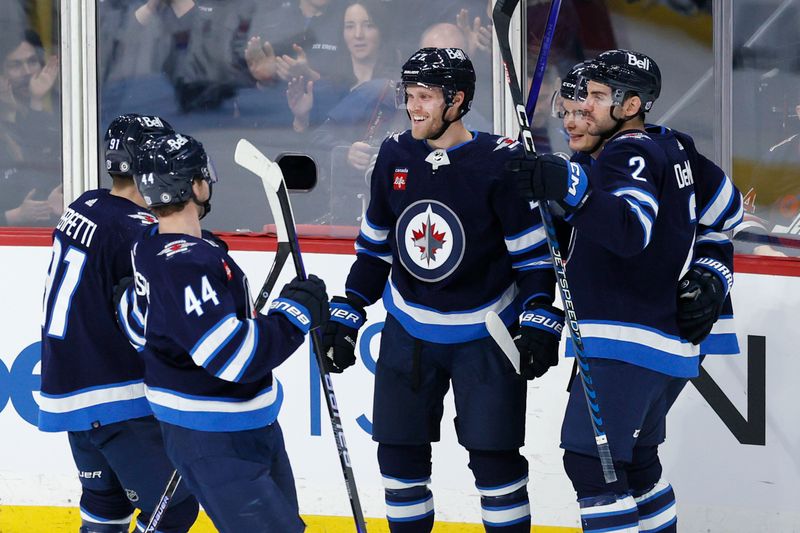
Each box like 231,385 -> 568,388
493,137 -> 520,152
128,212 -> 158,225
613,132 -> 651,142
157,239 -> 197,258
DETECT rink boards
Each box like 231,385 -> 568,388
0,243 -> 798,533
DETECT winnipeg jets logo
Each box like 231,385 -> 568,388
396,200 -> 464,282
157,239 -> 197,257
411,207 -> 448,265
128,212 -> 158,225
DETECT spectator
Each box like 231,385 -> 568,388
0,28 -> 62,227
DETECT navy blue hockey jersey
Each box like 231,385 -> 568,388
39,189 -> 157,432
647,125 -> 742,357
564,128 -> 742,377
118,227 -> 306,432
348,130 -> 556,343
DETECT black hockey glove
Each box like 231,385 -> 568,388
677,265 -> 726,345
514,303 -> 565,379
271,274 -> 330,334
320,296 -> 367,373
506,153 -> 590,213
112,276 -> 133,312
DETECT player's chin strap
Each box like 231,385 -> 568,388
597,105 -> 640,143
427,106 -> 456,140
190,183 -> 212,220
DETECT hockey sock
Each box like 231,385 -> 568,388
578,494 -> 639,533
469,449 -> 530,532
379,443 -> 434,533
633,479 -> 677,532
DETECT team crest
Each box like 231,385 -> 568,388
396,200 -> 464,282
393,167 -> 408,190
128,212 -> 158,225
157,240 -> 197,258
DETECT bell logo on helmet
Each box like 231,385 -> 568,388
166,135 -> 189,152
139,116 -> 164,128
445,48 -> 466,60
626,53 -> 650,71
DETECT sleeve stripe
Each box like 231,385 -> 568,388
360,216 -> 390,243
624,198 -> 653,248
613,188 -> 659,216
355,243 -> 393,264
721,197 -> 744,231
190,314 -> 242,367
217,319 -> 258,382
505,224 -> 546,254
118,290 -> 145,347
696,231 -> 730,245
512,254 -> 551,269
131,295 -> 145,328
699,177 -> 734,227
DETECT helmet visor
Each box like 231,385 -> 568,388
394,81 -> 445,110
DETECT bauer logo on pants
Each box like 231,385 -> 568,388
396,200 -> 464,282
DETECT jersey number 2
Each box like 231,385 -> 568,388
42,236 -> 87,339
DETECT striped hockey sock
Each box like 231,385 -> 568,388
477,476 -> 531,532
634,479 -> 677,532
383,474 -> 435,533
579,494 -> 639,533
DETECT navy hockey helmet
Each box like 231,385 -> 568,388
551,60 -> 594,119
135,133 -> 216,210
396,47 -> 476,118
104,114 -> 174,177
583,49 -> 661,112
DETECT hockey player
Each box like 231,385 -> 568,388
510,50 -> 742,533
39,114 -> 199,533
555,59 -> 740,354
320,47 -> 560,533
117,131 -> 329,532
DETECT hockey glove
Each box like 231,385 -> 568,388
677,265 -> 727,345
320,296 -> 367,373
112,276 -> 133,311
271,274 -> 330,334
507,153 -> 590,213
514,303 -> 565,379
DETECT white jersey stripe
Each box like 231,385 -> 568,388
190,315 -> 241,367
38,381 -> 145,413
217,319 -> 257,382
145,383 -> 278,413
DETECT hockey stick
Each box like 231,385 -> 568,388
486,310 -> 521,373
235,139 -> 368,533
493,0 -> 617,483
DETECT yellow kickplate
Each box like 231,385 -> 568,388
0,506 -> 579,532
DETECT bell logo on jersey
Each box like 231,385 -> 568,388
393,168 -> 408,190
627,53 -> 650,71
396,200 -> 465,282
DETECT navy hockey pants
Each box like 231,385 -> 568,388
68,415 -> 198,532
372,315 -> 527,449
160,420 -> 305,533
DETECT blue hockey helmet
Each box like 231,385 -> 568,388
582,49 -> 661,112
104,114 -> 173,177
397,47 -> 476,118
135,133 -> 217,211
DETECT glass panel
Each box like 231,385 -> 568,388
97,0 -> 496,237
528,0 -> 715,158
0,2 -> 62,228
730,0 -> 800,257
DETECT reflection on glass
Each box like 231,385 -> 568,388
730,0 -> 800,257
0,4 -> 62,228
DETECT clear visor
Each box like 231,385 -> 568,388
203,158 -> 219,184
551,90 -> 590,121
576,75 -> 622,108
394,81 -> 445,109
